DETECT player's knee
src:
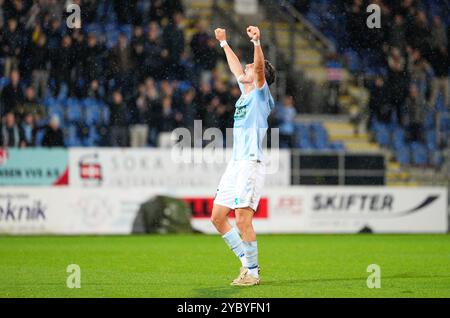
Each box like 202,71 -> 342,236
235,217 -> 251,232
210,214 -> 225,228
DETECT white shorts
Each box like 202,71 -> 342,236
214,160 -> 265,211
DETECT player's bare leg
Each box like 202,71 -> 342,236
211,204 -> 232,235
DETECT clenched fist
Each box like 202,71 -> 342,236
246,26 -> 260,41
215,28 -> 227,42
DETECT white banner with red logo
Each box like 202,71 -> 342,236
68,148 -> 290,188
0,187 -> 447,234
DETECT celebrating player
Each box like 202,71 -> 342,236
211,26 -> 276,286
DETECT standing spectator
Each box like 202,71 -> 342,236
1,18 -> 22,76
129,83 -> 149,147
0,0 -> 4,29
144,22 -> 168,80
407,11 -> 430,55
404,85 -> 426,142
52,35 -> 75,99
158,96 -> 177,133
163,12 -> 185,79
108,90 -> 129,147
41,114 -> 64,147
276,96 -> 297,148
164,0 -> 184,20
407,48 -> 432,101
190,22 -> 219,84
144,77 -> 161,146
131,26 -> 146,82
428,46 -> 449,108
346,0 -> 365,52
1,69 -> 23,116
30,34 -> 50,99
368,76 -> 390,127
430,16 -> 447,51
388,15 -> 407,52
108,34 -> 134,97
190,20 -> 210,70
148,0 -> 165,25
387,47 -> 410,126
0,111 -> 24,147
21,112 -> 37,146
178,87 -> 197,132
84,33 -> 106,87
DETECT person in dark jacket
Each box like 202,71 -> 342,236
1,69 -> 23,116
30,34 -> 50,99
162,12 -> 185,79
1,18 -> 23,76
0,111 -> 24,147
51,35 -> 75,98
41,115 -> 65,147
368,76 -> 391,127
108,90 -> 129,147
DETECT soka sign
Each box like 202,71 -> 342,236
69,148 -> 290,188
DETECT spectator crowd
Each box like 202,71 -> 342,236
0,0 -> 241,148
336,0 -> 448,143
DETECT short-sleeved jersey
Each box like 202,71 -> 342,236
233,81 -> 275,161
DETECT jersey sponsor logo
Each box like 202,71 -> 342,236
234,105 -> 247,120
183,197 -> 268,218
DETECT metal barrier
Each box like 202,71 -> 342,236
291,150 -> 386,186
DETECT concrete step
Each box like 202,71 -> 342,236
343,141 -> 380,151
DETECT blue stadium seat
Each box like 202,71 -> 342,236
425,130 -> 437,151
424,111 -> 435,130
85,105 -> 101,126
410,142 -> 428,165
311,124 -> 329,150
66,99 -> 83,123
35,129 -> 45,146
330,141 -> 345,151
392,127 -> 406,150
65,125 -> 82,147
396,147 -> 410,165
374,122 -> 391,147
295,123 -> 313,150
0,77 -> 10,90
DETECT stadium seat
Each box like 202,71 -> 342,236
425,130 -> 437,152
396,147 -> 410,165
311,123 -> 329,150
410,142 -> 428,165
374,122 -> 391,147
0,77 -> 10,90
65,125 -> 82,147
35,129 -> 45,146
392,127 -> 406,150
66,99 -> 83,123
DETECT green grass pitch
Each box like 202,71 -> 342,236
1,234 -> 449,298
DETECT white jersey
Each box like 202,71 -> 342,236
233,81 -> 275,161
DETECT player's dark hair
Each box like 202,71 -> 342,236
265,60 -> 276,86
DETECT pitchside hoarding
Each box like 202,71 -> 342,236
0,187 -> 447,234
0,148 -> 69,186
68,148 -> 291,188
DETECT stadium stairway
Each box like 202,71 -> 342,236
255,1 -> 368,115
315,115 -> 430,186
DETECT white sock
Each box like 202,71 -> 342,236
243,241 -> 259,278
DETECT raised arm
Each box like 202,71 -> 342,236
214,28 -> 244,79
247,26 -> 265,89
